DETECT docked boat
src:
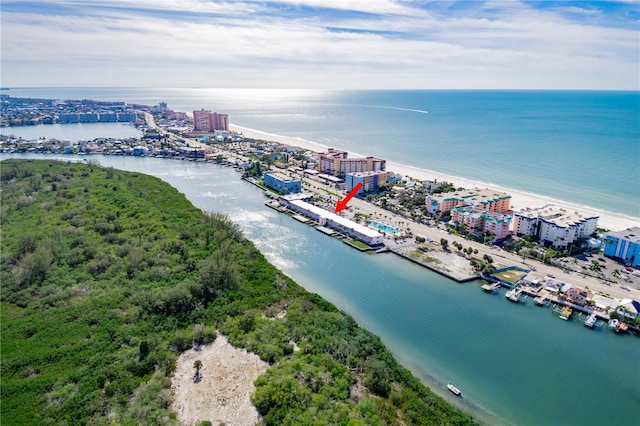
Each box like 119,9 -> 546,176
559,306 -> 572,320
584,312 -> 597,328
447,382 -> 462,396
506,287 -> 525,303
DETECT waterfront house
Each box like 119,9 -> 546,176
616,299 -> 640,321
562,286 -> 591,307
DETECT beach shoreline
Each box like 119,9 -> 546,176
231,123 -> 638,232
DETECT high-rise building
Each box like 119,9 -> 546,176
192,109 -> 229,132
318,148 -> 385,177
193,109 -> 213,132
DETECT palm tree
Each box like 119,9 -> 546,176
194,360 -> 203,379
612,268 -> 621,279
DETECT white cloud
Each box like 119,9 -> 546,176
0,0 -> 638,89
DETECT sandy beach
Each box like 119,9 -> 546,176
231,124 -> 638,232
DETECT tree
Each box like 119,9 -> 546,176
612,268 -> 621,279
194,360 -> 203,379
440,238 -> 449,251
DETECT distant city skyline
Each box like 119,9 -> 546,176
1,0 -> 638,90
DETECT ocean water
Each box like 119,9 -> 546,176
5,88 -> 640,218
3,154 -> 638,426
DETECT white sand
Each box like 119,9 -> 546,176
171,335 -> 269,426
231,124 -> 638,232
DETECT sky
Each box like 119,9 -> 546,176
1,0 -> 639,89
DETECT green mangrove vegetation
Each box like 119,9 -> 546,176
0,159 -> 477,425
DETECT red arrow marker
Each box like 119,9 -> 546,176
335,182 -> 363,213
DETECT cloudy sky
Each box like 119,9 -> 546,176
1,0 -> 638,89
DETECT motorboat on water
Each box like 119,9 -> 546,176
447,382 -> 461,396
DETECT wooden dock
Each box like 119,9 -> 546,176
482,282 -> 501,292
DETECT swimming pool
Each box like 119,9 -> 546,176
369,220 -> 401,236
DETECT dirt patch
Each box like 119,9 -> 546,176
171,334 -> 269,426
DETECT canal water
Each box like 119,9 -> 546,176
0,122 -> 142,141
3,154 -> 639,426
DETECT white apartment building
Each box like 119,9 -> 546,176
514,207 -> 598,248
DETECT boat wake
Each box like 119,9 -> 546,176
369,105 -> 430,115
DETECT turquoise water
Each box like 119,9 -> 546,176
3,154 -> 638,426
4,88 -> 640,217
369,220 -> 401,235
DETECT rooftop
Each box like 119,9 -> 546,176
290,200 -> 383,239
606,227 -> 640,242
429,188 -> 511,203
515,206 -> 598,228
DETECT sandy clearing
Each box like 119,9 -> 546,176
171,335 -> 269,426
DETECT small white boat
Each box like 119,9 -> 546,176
447,382 -> 461,396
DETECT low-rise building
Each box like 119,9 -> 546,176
426,188 -> 511,215
513,207 -> 598,248
283,199 -> 384,246
562,286 -> 591,307
450,205 -> 512,239
603,227 -> 640,267
263,171 -> 301,194
616,299 -> 640,321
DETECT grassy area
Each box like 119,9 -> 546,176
346,238 -> 371,250
1,159 -> 478,425
255,180 -> 280,194
492,268 -> 527,284
410,250 -> 442,264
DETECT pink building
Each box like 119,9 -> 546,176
192,109 -> 229,132
450,205 -> 512,240
426,188 -> 512,215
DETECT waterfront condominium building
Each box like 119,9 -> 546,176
318,148 -> 386,177
283,199 -> 384,246
425,188 -> 512,215
263,171 -> 302,194
513,207 -> 598,248
450,205 -> 512,240
345,171 -> 388,195
603,227 -> 640,267
192,109 -> 229,132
